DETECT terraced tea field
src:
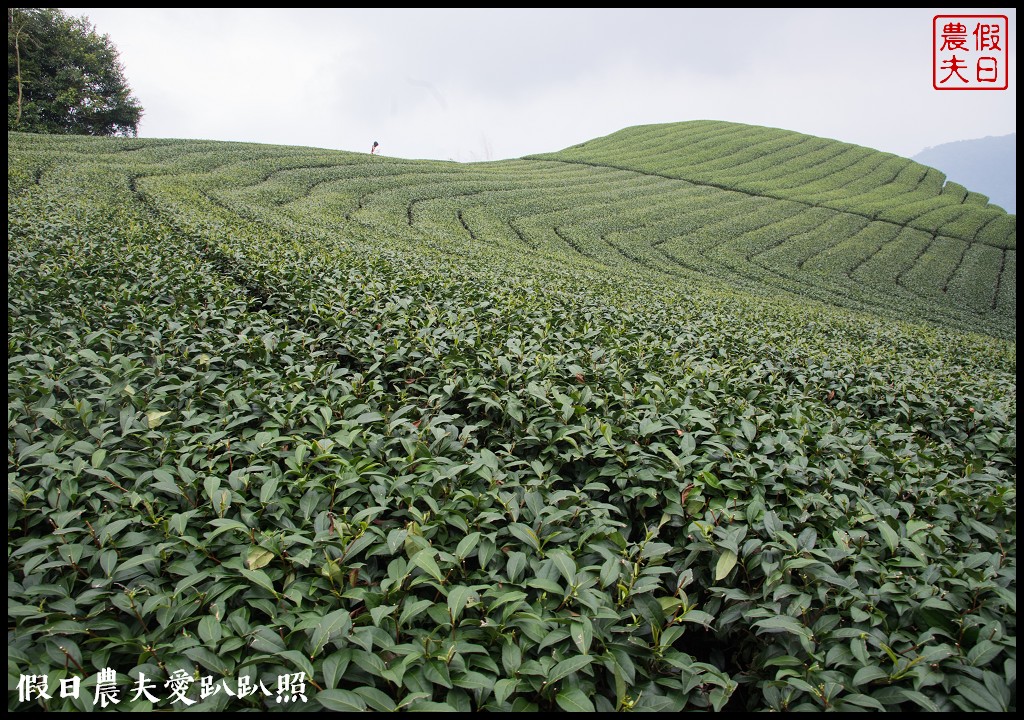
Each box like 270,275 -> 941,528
8,122 -> 1016,712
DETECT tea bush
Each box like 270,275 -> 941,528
8,124 -> 1015,711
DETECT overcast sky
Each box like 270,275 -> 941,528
63,8 -> 1016,162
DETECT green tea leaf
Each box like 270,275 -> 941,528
239,567 -> 276,595
548,655 -> 593,685
556,687 -> 596,712
494,677 -> 519,705
310,609 -> 351,659
317,689 -> 366,712
146,410 -> 172,429
410,548 -> 444,582
246,546 -> 274,570
549,550 -> 577,586
447,585 -> 475,622
715,549 -> 738,581
876,520 -> 899,554
753,615 -> 811,639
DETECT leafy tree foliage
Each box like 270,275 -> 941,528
7,7 -> 143,136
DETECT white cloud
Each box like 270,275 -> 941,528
62,8 -> 1016,160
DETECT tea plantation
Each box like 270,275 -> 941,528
7,121 -> 1016,711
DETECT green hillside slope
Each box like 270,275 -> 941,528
529,120 -> 1015,338
9,121 -> 1016,338
7,125 -> 1016,713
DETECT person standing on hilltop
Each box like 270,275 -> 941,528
371,141 -> 379,155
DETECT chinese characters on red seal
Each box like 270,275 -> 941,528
934,15 -> 1009,90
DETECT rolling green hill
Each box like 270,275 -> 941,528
7,122 -> 1016,713
530,120 -> 1015,338
9,120 -> 1016,339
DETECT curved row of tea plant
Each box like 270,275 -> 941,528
8,129 -> 1016,712
531,120 -> 1014,238
160,123 -> 1015,339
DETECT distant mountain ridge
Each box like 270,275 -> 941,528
914,134 -> 1016,214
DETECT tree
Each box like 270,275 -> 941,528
8,8 -> 143,136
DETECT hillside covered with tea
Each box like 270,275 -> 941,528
7,121 -> 1016,712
